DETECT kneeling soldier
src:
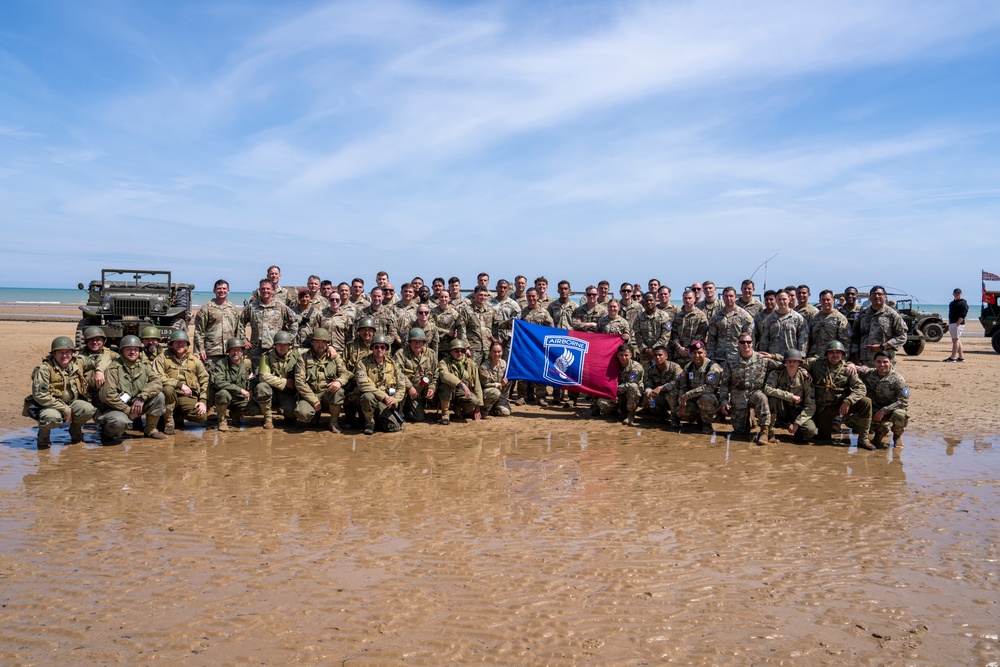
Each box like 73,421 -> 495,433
437,339 -> 483,424
721,334 -> 783,444
97,335 -> 166,442
643,345 -> 683,424
255,330 -> 301,429
479,342 -> 512,417
26,336 -> 97,448
764,349 -> 818,443
393,327 -> 438,422
153,330 -> 209,434
210,338 -> 266,431
356,334 -> 408,435
676,340 -> 724,434
811,341 -> 874,450
594,344 -> 644,426
294,329 -> 350,432
857,350 -> 909,448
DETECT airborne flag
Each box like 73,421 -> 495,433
505,319 -> 625,401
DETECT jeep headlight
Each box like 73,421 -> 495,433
102,296 -> 113,311
152,296 -> 165,313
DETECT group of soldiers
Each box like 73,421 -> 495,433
25,266 -> 910,450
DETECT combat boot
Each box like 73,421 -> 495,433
438,400 -> 451,425
872,424 -> 889,449
163,405 -> 176,435
892,432 -> 904,448
363,421 -> 375,436
328,405 -> 343,434
143,419 -> 167,440
622,411 -> 636,427
216,406 -> 230,432
757,428 -> 772,446
69,422 -> 84,444
37,429 -> 51,449
262,403 -> 274,430
230,407 -> 243,428
857,438 -> 875,451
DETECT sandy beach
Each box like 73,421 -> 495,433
1,317 -> 998,665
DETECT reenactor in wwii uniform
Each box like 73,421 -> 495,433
592,345 -> 643,426
193,279 -> 241,364
294,329 -> 351,432
675,340 -> 724,433
851,285 -> 907,365
857,350 -> 910,448
140,326 -> 165,364
394,328 -> 438,423
240,279 -> 299,365
437,339 -> 484,424
643,346 -> 683,424
669,289 -> 709,364
808,289 -> 852,360
152,330 -> 210,434
479,342 -> 512,417
721,334 -> 783,443
763,349 -> 818,443
810,341 -> 874,450
706,287 -> 754,366
795,285 -> 819,327
343,318 -> 376,376
458,286 -> 497,366
759,290 -> 808,358
314,291 -> 354,355
255,330 -> 300,429
96,335 -> 166,442
78,326 -> 118,398
210,338 -> 267,431
355,334 -> 408,435
737,279 -> 764,318
635,292 -> 672,361
27,336 -> 97,447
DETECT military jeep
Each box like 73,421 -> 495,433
894,299 -> 946,343
76,269 -> 194,346
981,287 -> 1000,354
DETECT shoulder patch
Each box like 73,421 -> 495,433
902,386 -> 910,397
356,370 -> 367,379
708,373 -> 717,382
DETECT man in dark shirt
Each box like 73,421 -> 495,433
945,288 -> 969,362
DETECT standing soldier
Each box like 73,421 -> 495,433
27,336 -> 97,447
696,281 -> 723,321
152,330 -> 209,434
572,286 -> 608,333
857,351 -> 910,448
810,341 -> 874,450
518,288 -> 554,405
548,280 -> 577,330
251,265 -> 296,307
669,289 -> 709,364
838,286 -> 863,327
597,300 -> 631,339
759,289 -> 808,358
737,279 -> 764,318
851,285 -> 907,365
675,340 -> 724,433
657,286 -> 680,321
706,286 -> 754,366
635,292 -> 672,361
355,334 -> 408,435
394,328 -> 438,423
763,349 -> 818,443
796,285 -> 819,326
255,330 -> 300,429
618,282 -> 643,331
193,279 -> 241,365
437,339 -> 484,424
314,290 -> 354,354
593,344 -> 644,426
291,288 -> 322,346
356,287 -> 396,341
753,290 -> 777,350
643,346 -> 683,425
294,329 -> 350,433
479,341 -> 512,417
720,334 -> 783,443
431,291 -> 462,357
512,275 -> 529,309
240,279 -> 298,366
96,335 -> 166,442
808,289 -> 852,360
210,338 -> 267,431
489,279 -> 520,358
458,286 -> 497,366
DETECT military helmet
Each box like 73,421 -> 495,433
119,335 -> 142,349
273,331 -> 294,345
51,336 -> 75,352
449,338 -> 468,351
357,317 -> 376,331
84,326 -> 106,341
310,328 -> 331,342
140,326 -> 161,340
784,349 -> 804,361
225,338 -> 245,352
826,341 -> 846,353
371,333 -> 390,347
169,330 -> 189,343
408,327 -> 426,341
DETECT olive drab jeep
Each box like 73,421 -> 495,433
76,269 -> 194,347
981,284 -> 1000,354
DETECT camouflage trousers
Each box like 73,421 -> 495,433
872,408 -> 907,438
482,387 -> 511,417
97,394 -> 166,438
596,383 -> 642,415
645,391 -> 678,422
730,390 -> 770,437
677,391 -> 719,424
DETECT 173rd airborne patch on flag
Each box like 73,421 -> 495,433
505,319 -> 625,400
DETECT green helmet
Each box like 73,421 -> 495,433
119,335 -> 142,349
449,338 -> 468,351
273,331 -> 294,345
310,328 -> 331,342
371,333 -> 390,347
140,326 -> 161,340
408,327 -> 426,341
84,326 -> 106,341
357,317 -> 376,331
51,336 -> 75,352
826,341 -> 846,353
169,330 -> 189,343
225,337 -> 245,352
783,349 -> 804,361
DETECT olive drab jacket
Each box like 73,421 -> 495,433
153,349 -> 210,402
258,347 -> 301,391
295,349 -> 351,405
30,354 -> 93,417
355,354 -> 408,402
99,357 -> 162,413
809,358 -> 866,410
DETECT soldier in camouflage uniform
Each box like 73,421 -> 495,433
810,341 -> 874,450
737,279 -> 764,318
194,279 -> 241,364
348,278 -> 371,314
669,289 -> 709,364
448,277 -> 472,312
857,350 -> 909,448
437,339 -> 484,424
618,282 -> 644,332
851,285 -> 907,364
643,346 -> 683,424
390,283 -> 419,347
838,286 -> 863,328
314,291 -> 354,354
356,334 -> 408,435
676,340 -> 724,433
512,275 -> 529,309
431,291 -> 463,358
721,334 -> 783,443
706,287 -> 754,366
152,330 -> 209,434
759,290 -> 808,358
597,299 -> 631,339
572,286 -> 608,334
458,286 -> 497,366
489,279 -> 520,359
240,279 -> 299,365
696,281 -> 723,322
635,292 -> 672,361
255,330 -> 301,429
795,285 -> 819,327
356,287 -> 397,342
96,335 -> 166,442
249,265 -> 296,308
291,288 -> 323,346
479,342 -> 512,417
764,349 -> 818,443
394,328 -> 438,422
753,290 -> 777,351
807,289 -> 852,360
294,328 -> 351,432
548,280 -> 576,330
210,338 -> 267,431
593,345 -> 643,426
657,286 -> 680,322
534,277 -> 553,309
518,288 -> 554,404
28,336 -> 97,447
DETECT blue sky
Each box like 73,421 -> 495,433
2,0 -> 998,303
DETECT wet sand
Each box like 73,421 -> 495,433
1,320 -> 998,664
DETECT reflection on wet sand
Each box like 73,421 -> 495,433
0,426 -> 998,665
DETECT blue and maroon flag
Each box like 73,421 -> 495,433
505,319 -> 625,400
